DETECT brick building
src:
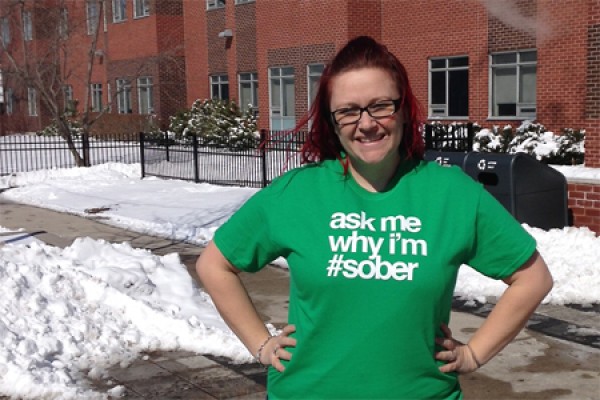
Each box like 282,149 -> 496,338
0,0 -> 186,135
0,0 -> 598,231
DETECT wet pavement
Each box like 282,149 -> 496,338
1,199 -> 599,399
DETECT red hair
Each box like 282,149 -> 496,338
297,36 -> 424,164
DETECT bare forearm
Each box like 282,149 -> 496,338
196,242 -> 270,357
468,252 -> 553,365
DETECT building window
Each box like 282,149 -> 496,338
238,72 -> 258,113
490,50 -> 537,118
28,88 -> 38,116
112,0 -> 127,22
5,88 -> 13,115
1,18 -> 11,47
23,11 -> 33,41
235,0 -> 255,4
206,0 -> 226,10
269,67 -> 295,131
63,85 -> 74,113
133,0 -> 150,18
137,77 -> 153,114
116,78 -> 132,114
210,75 -> 229,100
429,56 -> 468,118
91,83 -> 103,112
87,1 -> 99,35
307,64 -> 324,109
59,7 -> 69,38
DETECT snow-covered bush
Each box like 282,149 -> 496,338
472,121 -> 585,165
168,99 -> 259,150
37,117 -> 84,138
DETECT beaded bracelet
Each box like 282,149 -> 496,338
466,343 -> 483,368
255,335 -> 274,367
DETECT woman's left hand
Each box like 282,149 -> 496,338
435,323 -> 480,374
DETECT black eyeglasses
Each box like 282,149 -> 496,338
331,98 -> 402,126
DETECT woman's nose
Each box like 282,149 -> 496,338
357,109 -> 377,129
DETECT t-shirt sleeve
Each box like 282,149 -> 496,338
213,188 -> 286,273
466,186 -> 537,279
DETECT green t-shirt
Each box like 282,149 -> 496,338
214,158 -> 536,400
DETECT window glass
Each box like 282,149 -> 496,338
87,1 -> 99,35
23,11 -> 32,41
492,53 -> 516,64
206,0 -> 226,10
91,83 -> 103,112
6,88 -> 13,115
239,72 -> 258,112
307,64 -> 324,109
28,88 -> 38,116
134,0 -> 150,18
269,67 -> 295,130
59,8 -> 69,38
116,79 -> 132,114
429,56 -> 468,117
491,50 -> 537,118
1,18 -> 11,46
137,77 -> 153,114
210,75 -> 229,101
113,0 -> 126,22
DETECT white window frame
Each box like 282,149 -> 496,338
210,74 -> 229,100
23,11 -> 33,41
206,0 -> 226,10
428,56 -> 469,118
269,66 -> 295,131
133,0 -> 150,18
28,87 -> 38,116
1,17 -> 11,47
490,49 -> 537,119
235,0 -> 255,4
91,83 -> 103,112
238,72 -> 258,112
87,1 -> 99,35
116,78 -> 132,114
137,77 -> 153,114
112,0 -> 127,22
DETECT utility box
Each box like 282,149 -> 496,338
426,151 -> 569,230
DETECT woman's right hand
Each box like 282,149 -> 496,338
259,324 -> 297,372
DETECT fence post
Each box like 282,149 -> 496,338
260,129 -> 268,187
467,122 -> 474,151
139,132 -> 146,179
164,131 -> 170,162
193,133 -> 200,183
424,124 -> 432,150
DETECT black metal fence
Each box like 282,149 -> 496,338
140,130 -> 307,188
424,123 -> 474,152
1,124 -> 475,187
0,133 -> 141,175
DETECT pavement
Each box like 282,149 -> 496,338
0,199 -> 599,400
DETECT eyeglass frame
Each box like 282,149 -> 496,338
330,98 -> 402,126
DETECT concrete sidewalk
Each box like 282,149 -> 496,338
1,199 -> 599,399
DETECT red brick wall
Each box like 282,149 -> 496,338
382,1 -> 489,121
182,0 -> 208,106
568,182 -> 600,234
585,1 -> 600,167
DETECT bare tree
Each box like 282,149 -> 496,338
0,0 -> 110,166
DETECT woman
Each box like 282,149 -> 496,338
196,36 -> 553,399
